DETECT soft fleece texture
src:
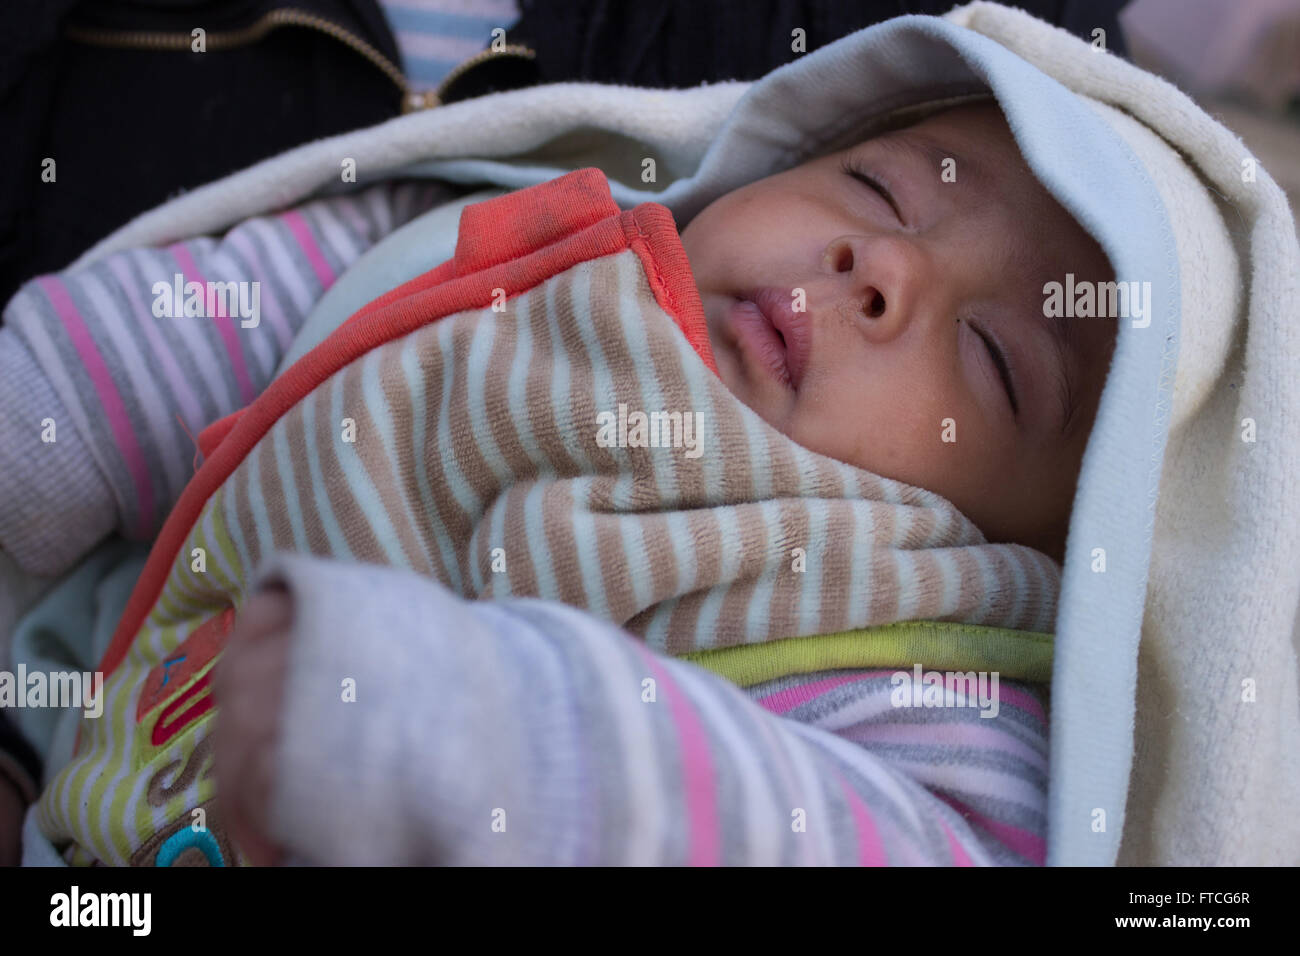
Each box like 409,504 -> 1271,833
8,5 -> 1297,864
25,170 -> 1062,867
943,4 -> 1300,866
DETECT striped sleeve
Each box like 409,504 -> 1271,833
257,552 -> 1048,866
0,181 -> 451,576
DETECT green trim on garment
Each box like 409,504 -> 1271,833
681,620 -> 1054,687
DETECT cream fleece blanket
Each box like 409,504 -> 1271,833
5,3 -> 1296,865
946,1 -> 1300,867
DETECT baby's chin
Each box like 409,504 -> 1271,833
713,356 -> 813,456
710,341 -> 786,428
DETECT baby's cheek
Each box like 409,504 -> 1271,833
887,408 -> 1003,503
788,404 -> 910,482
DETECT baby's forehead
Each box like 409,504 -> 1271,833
848,102 -> 1017,173
921,110 -> 1107,264
896,101 -> 1017,152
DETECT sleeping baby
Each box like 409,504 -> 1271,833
3,8 -> 1239,868
215,98 -> 1121,867
683,101 -> 1117,564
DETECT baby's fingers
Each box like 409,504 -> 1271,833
213,583 -> 294,865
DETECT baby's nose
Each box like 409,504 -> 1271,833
861,286 -> 887,319
822,234 -> 919,343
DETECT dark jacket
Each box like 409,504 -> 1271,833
504,0 -> 1129,88
1,0 -> 407,306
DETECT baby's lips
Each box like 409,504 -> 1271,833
750,286 -> 813,390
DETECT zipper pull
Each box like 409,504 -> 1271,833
402,90 -> 441,113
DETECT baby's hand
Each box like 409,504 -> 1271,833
213,584 -> 294,866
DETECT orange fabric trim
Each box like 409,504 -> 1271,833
625,204 -> 718,377
196,410 -> 244,460
100,168 -> 718,676
454,168 -> 620,273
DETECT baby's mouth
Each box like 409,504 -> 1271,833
726,297 -> 790,389
731,287 -> 811,391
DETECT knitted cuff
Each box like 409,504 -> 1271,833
255,553 -> 556,865
256,553 -> 444,866
0,332 -> 117,577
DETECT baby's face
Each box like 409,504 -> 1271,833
681,102 -> 1117,562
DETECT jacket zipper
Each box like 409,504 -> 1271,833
428,43 -> 536,107
65,9 -> 535,114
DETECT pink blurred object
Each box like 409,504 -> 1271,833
1121,0 -> 1300,109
